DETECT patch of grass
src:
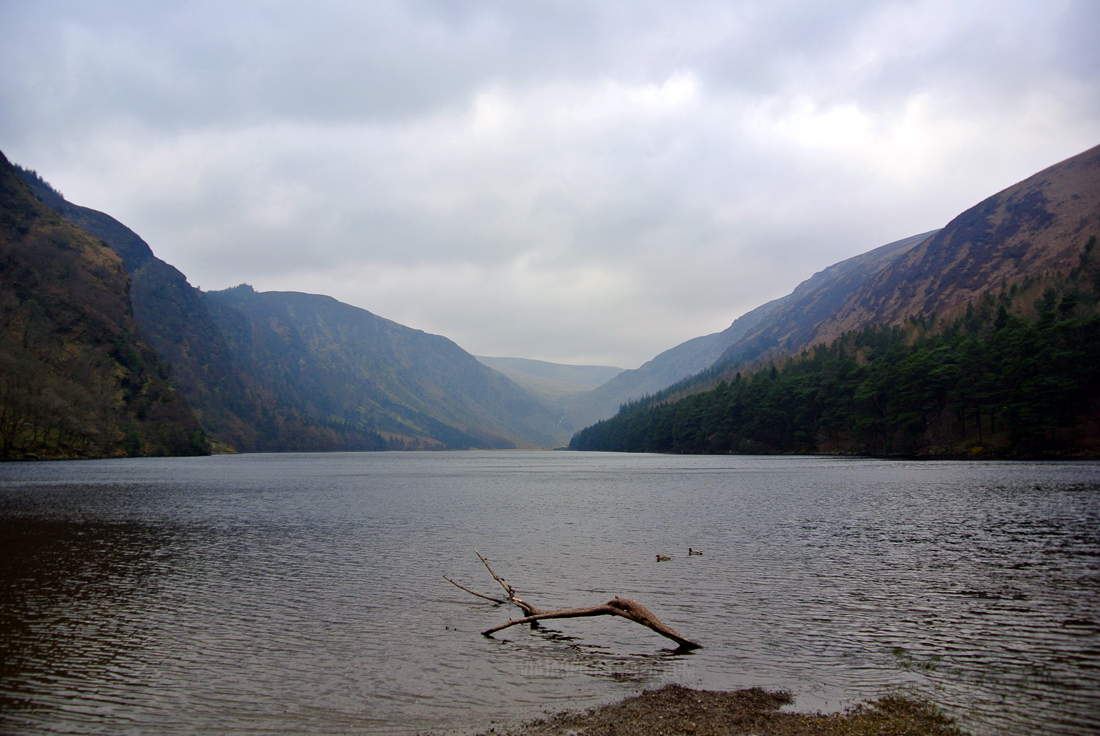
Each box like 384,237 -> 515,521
476,684 -> 968,736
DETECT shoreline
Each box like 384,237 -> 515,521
458,684 -> 969,736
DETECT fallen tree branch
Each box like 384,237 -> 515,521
482,597 -> 701,649
447,550 -> 701,650
474,547 -> 540,616
442,575 -> 508,605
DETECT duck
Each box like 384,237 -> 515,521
689,548 -> 703,556
656,555 -> 671,562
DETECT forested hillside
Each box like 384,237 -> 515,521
572,246 -> 1100,457
571,145 -> 1100,458
562,231 -> 941,433
0,153 -> 208,458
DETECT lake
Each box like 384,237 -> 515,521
0,452 -> 1097,735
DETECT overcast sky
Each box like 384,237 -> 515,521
2,0 -> 1098,368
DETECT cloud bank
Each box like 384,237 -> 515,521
2,0 -> 1097,367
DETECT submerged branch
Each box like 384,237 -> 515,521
448,550 -> 701,649
481,597 -> 701,650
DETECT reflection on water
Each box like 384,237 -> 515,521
0,453 -> 1097,735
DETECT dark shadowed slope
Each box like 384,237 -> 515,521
206,286 -> 568,449
0,152 -> 206,458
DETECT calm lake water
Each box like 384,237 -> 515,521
0,452 -> 1097,735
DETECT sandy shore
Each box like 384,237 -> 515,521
467,684 -> 968,736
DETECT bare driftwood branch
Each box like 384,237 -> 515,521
442,575 -> 508,605
482,597 -> 701,649
447,550 -> 701,650
475,547 -> 540,616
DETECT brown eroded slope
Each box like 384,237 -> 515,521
809,144 -> 1100,347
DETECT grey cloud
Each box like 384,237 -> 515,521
1,0 -> 1097,367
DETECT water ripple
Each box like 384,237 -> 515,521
0,454 -> 1097,734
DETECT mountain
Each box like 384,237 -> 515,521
570,144 -> 1100,456
205,286 -> 567,449
559,298 -> 785,431
475,356 -> 623,407
0,152 -> 207,458
15,163 -> 274,451
12,141 -> 1096,457
569,145 -> 1100,433
713,230 -> 939,366
14,160 -> 568,451
801,144 -> 1100,349
562,230 -> 939,432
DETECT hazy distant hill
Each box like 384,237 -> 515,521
560,297 -> 788,431
475,356 -> 622,406
0,152 -> 206,458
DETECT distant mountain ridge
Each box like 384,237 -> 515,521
560,296 -> 787,431
475,356 -> 623,409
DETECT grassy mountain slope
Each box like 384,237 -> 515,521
805,144 -> 1100,348
205,286 -> 567,449
0,153 -> 207,458
715,231 -> 939,366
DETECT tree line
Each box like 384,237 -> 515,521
570,285 -> 1100,457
